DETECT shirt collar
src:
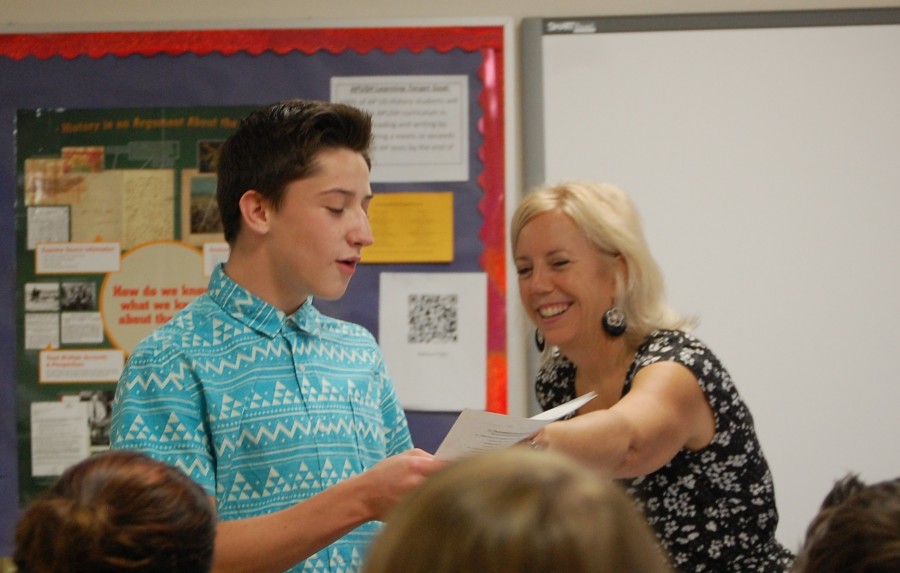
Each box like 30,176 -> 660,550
207,264 -> 322,338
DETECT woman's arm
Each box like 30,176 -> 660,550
534,361 -> 715,478
210,448 -> 441,573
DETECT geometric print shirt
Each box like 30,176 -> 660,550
536,330 -> 794,573
111,264 -> 413,573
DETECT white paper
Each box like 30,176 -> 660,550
203,242 -> 230,276
27,206 -> 70,250
35,242 -> 121,274
528,390 -> 599,421
331,75 -> 469,183
61,311 -> 104,344
379,272 -> 487,410
434,391 -> 597,460
31,401 -> 90,476
25,312 -> 60,350
39,349 -> 125,383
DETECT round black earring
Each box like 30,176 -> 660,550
602,308 -> 627,336
534,329 -> 546,352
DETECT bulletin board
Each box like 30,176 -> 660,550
521,8 -> 900,548
0,21 -> 510,533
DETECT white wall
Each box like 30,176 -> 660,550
524,12 -> 900,549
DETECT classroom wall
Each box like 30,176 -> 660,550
4,0 -> 900,27
521,8 -> 900,552
4,0 -> 898,430
3,0 -> 899,560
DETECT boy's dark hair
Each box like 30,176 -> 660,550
792,473 -> 900,573
216,99 -> 373,243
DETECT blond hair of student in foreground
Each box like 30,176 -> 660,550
362,448 -> 674,573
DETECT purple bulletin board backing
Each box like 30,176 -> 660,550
0,23 -> 508,555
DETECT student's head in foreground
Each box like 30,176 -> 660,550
362,447 -> 674,573
14,450 -> 214,573
792,473 -> 900,573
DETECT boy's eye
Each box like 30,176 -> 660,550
326,207 -> 344,214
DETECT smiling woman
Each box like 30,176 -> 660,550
510,181 -> 795,572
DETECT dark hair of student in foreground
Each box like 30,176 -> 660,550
14,450 -> 215,573
792,473 -> 900,573
362,447 -> 674,573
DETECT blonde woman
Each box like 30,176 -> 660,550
511,182 -> 793,571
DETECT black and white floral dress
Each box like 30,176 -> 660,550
536,329 -> 795,572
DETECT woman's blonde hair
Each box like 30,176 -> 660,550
511,181 -> 694,349
363,448 -> 674,573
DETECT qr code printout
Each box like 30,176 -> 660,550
407,294 -> 458,343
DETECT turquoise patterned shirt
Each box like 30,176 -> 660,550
111,264 -> 413,573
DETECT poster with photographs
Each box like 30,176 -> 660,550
15,106 -> 250,500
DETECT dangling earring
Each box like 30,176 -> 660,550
534,329 -> 546,352
602,307 -> 627,336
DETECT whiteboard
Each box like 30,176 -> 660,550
522,9 -> 900,550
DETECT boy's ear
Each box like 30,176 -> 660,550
238,190 -> 271,236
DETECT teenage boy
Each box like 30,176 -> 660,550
112,100 -> 440,573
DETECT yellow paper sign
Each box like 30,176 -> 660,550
362,192 -> 454,263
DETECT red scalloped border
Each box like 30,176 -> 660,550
1,25 -> 508,412
0,27 -> 502,59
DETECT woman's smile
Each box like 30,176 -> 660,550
537,302 -> 572,319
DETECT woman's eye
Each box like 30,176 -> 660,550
326,207 -> 345,214
515,266 -> 532,277
550,259 -> 569,268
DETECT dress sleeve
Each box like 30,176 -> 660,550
630,330 -> 732,434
